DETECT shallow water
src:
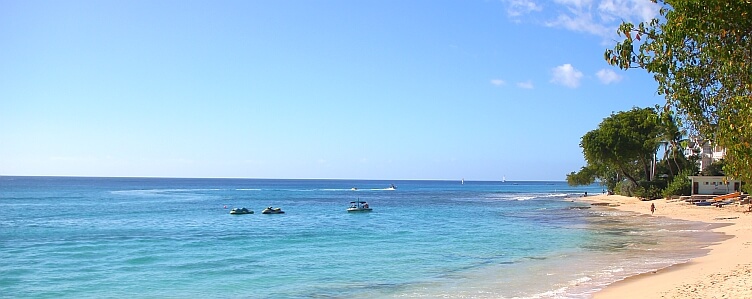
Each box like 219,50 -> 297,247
0,177 -> 723,298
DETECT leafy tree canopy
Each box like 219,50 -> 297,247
571,107 -> 663,188
605,0 -> 752,184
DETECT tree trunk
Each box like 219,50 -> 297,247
618,164 -> 640,186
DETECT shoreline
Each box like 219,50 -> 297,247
577,194 -> 752,299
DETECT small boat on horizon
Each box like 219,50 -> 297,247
347,198 -> 372,212
387,184 -> 396,190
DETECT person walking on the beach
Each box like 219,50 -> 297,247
650,203 -> 656,215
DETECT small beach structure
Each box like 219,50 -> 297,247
685,176 -> 744,206
347,198 -> 372,212
689,176 -> 741,196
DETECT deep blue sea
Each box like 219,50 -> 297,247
0,177 -> 722,298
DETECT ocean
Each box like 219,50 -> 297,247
0,177 -> 723,298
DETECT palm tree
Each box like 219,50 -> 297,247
656,111 -> 684,179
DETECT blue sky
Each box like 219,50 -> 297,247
1,0 -> 664,181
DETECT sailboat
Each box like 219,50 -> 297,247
461,178 -> 464,185
502,176 -> 506,183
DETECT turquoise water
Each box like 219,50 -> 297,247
0,177 -> 722,298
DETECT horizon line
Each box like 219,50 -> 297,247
0,174 -> 567,182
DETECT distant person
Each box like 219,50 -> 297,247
584,192 -> 587,197
650,203 -> 656,215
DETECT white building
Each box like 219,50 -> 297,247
689,176 -> 740,195
684,138 -> 726,171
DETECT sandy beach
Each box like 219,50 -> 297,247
578,194 -> 752,299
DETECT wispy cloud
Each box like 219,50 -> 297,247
505,0 -> 543,17
517,80 -> 534,89
490,79 -> 506,86
598,0 -> 659,23
502,0 -> 660,38
545,10 -> 611,37
596,68 -> 622,84
551,64 -> 583,88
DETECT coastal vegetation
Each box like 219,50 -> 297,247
605,1 -> 752,191
567,107 -> 695,199
570,1 -> 751,198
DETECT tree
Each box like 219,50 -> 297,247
575,107 -> 663,187
567,164 -> 620,192
605,1 -> 752,185
657,111 -> 685,178
701,159 -> 726,176
656,145 -> 696,178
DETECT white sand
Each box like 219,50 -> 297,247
578,194 -> 752,299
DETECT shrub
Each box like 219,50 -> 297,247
662,170 -> 693,198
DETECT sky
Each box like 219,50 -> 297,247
0,0 -> 666,181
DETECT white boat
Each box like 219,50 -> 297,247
262,207 -> 285,214
387,184 -> 396,190
229,207 -> 253,214
347,199 -> 372,212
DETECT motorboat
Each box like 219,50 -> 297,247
387,184 -> 396,190
229,207 -> 253,215
262,206 -> 285,214
351,187 -> 358,191
347,199 -> 372,212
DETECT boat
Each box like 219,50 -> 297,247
387,184 -> 396,190
347,198 -> 372,212
229,207 -> 253,215
262,206 -> 285,214
351,187 -> 358,191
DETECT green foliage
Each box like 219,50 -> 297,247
580,107 -> 662,185
662,169 -> 693,198
633,180 -> 667,200
656,110 -> 687,177
701,159 -> 726,176
656,146 -> 696,179
615,180 -> 636,197
569,106 -> 686,196
605,1 -> 752,186
566,167 -> 596,186
567,165 -> 620,192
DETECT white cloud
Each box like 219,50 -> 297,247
554,0 -> 592,8
490,79 -> 506,86
551,64 -> 583,88
596,68 -> 622,84
598,0 -> 659,23
517,80 -> 534,89
505,0 -> 660,38
546,12 -> 611,37
505,0 -> 543,17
